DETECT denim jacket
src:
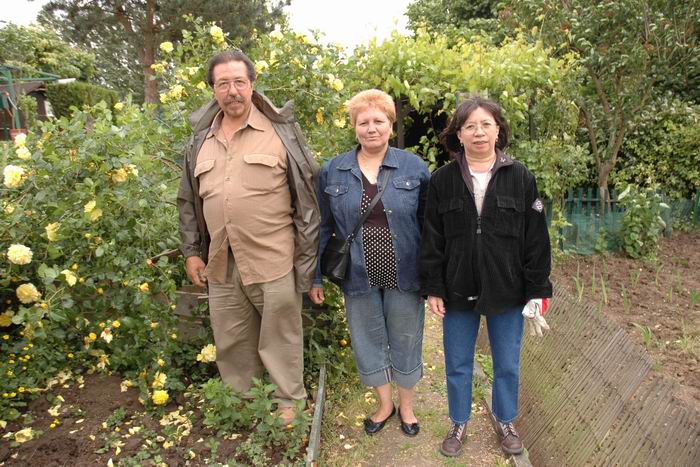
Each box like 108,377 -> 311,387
314,146 -> 430,296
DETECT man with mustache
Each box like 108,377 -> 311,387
178,50 -> 320,424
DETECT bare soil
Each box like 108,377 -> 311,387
551,230 -> 700,410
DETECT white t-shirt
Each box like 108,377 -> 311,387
470,163 -> 494,215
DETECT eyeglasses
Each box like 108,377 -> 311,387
461,121 -> 498,134
213,79 -> 250,92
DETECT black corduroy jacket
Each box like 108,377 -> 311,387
419,153 -> 552,315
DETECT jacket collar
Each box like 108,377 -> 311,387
336,146 -> 401,171
456,149 -> 514,193
189,90 -> 294,133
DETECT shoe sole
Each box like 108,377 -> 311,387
440,447 -> 463,457
501,446 -> 524,455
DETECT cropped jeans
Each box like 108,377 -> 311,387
344,288 -> 424,388
443,306 -> 524,424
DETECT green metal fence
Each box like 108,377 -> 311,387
547,188 -> 699,255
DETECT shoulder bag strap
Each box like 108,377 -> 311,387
347,169 -> 390,242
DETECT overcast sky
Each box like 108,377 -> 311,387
1,0 -> 411,51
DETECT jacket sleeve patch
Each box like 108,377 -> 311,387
532,198 -> 544,213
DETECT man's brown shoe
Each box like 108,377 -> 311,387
495,421 -> 523,454
440,422 -> 467,457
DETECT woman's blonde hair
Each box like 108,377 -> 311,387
346,89 -> 396,126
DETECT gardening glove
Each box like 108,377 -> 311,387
522,298 -> 550,337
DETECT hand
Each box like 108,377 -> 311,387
522,298 -> 550,337
185,256 -> 207,288
308,287 -> 325,305
427,296 -> 445,318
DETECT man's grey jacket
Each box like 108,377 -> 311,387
177,91 -> 321,292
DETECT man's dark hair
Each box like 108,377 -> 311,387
439,95 -> 510,158
206,50 -> 256,86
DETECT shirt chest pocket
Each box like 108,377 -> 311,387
241,153 -> 283,192
392,176 -> 421,208
439,197 -> 468,237
194,159 -> 216,199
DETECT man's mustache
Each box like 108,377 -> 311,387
223,97 -> 246,105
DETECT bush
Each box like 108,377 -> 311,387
614,95 -> 700,200
616,184 -> 670,260
45,82 -> 119,119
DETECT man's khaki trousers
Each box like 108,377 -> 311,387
207,256 -> 306,406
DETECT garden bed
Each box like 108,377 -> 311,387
551,229 -> 700,410
0,372 -> 311,466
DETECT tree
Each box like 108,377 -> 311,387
503,0 -> 699,198
0,23 -> 95,80
38,0 -> 289,103
405,0 -> 497,31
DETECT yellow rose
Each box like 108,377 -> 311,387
16,283 -> 41,304
88,332 -> 97,341
159,41 -> 174,53
15,146 -> 31,160
45,222 -> 60,242
14,427 -> 34,443
89,208 -> 103,221
151,62 -> 166,74
0,312 -> 13,327
100,328 -> 113,343
84,200 -> 96,213
157,358 -> 165,367
152,390 -> 168,406
61,270 -> 77,287
112,320 -> 121,328
13,133 -> 27,147
7,244 -> 33,265
196,344 -> 217,363
151,371 -> 167,388
187,66 -> 199,75
333,117 -> 346,128
255,60 -> 269,74
111,168 -> 128,183
113,102 -> 124,111
332,78 -> 344,92
269,28 -> 283,41
169,84 -> 185,100
316,108 -> 325,125
196,81 -> 207,91
3,165 -> 25,188
209,25 -> 225,44
139,282 -> 150,293
3,203 -> 15,214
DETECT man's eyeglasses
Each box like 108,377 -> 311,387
213,79 -> 250,92
461,121 -> 498,134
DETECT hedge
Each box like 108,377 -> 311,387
46,81 -> 119,119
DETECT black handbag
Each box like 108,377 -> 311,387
320,171 -> 390,285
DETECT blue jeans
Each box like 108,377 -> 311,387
345,288 -> 424,388
443,307 -> 524,424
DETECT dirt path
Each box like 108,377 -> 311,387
320,310 -> 508,466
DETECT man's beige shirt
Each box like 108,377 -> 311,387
195,105 -> 294,285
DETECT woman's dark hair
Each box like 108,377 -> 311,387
439,95 -> 510,158
206,50 -> 256,86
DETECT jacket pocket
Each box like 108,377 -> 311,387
495,195 -> 524,237
242,153 -> 282,191
324,184 -> 349,223
393,176 -> 421,208
438,197 -> 467,238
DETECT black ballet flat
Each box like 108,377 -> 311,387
398,408 -> 420,437
363,406 -> 396,435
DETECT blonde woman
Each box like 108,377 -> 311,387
309,90 -> 430,436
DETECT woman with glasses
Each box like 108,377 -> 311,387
309,89 -> 430,437
419,96 -> 552,457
